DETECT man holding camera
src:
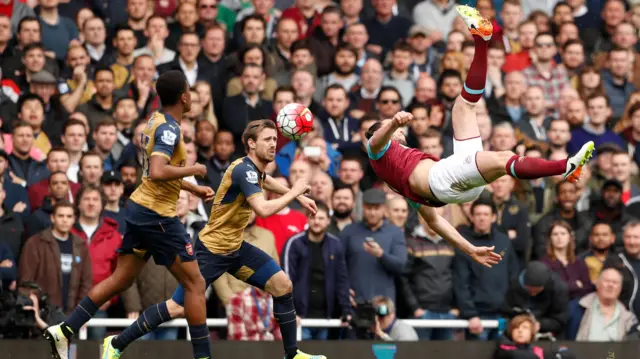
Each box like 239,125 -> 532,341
371,296 -> 418,341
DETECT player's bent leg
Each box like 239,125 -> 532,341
45,254 -> 146,359
451,95 -> 481,143
169,257 -> 210,359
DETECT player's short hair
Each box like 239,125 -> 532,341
562,39 -> 583,52
64,118 -> 87,134
242,13 -> 266,32
314,201 -> 330,217
392,40 -> 412,53
291,39 -> 313,55
12,121 -> 32,134
145,14 -> 166,29
23,42 -> 45,56
47,147 -> 70,162
555,179 -> 576,193
471,197 -> 497,215
133,53 -> 154,68
156,70 -> 188,106
52,200 -> 75,216
324,83 -> 348,98
502,0 -> 521,8
321,5 -> 341,17
241,62 -> 264,75
94,65 -> 115,80
422,128 -> 443,142
242,119 -> 277,153
80,150 -> 103,168
94,118 -> 117,133
333,180 -> 355,198
274,85 -> 296,100
586,92 -> 610,107
336,44 -> 358,58
608,45 -> 629,58
553,1 -> 571,12
17,93 -> 45,113
438,69 -> 463,86
114,23 -> 135,38
17,16 -> 39,34
76,184 -> 105,209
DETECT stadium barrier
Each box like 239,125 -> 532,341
78,318 -> 501,340
1,338 -> 636,359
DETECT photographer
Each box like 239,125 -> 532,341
0,282 -> 65,339
370,296 -> 418,341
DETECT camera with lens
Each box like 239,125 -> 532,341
0,282 -> 53,338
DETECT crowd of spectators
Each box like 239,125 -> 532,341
0,0 -> 640,347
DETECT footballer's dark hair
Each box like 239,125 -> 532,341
470,197 -> 497,215
156,70 -> 188,106
242,119 -> 277,153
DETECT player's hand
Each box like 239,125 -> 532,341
291,179 -> 311,196
392,111 -> 413,126
298,195 -> 317,215
470,245 -> 502,268
192,163 -> 207,177
196,185 -> 215,202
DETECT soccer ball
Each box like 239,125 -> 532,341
276,103 -> 314,140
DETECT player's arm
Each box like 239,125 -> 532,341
181,179 -> 215,201
263,175 -> 317,212
148,123 -> 206,181
367,111 -> 413,157
418,206 -> 501,268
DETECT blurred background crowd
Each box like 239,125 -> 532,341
0,0 -> 640,352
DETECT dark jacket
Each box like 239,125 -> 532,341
494,195 -> 532,267
0,211 -> 25,266
7,154 -> 48,186
308,25 -> 342,77
493,337 -> 553,359
603,252 -> 640,318
453,225 -> 519,318
502,272 -> 570,336
398,230 -> 455,313
27,178 -> 81,213
540,257 -> 594,300
2,173 -> 30,219
515,115 -> 553,143
25,197 -> 55,238
281,231 -> 350,318
486,93 -> 521,124
531,207 -> 593,260
589,200 -> 634,252
221,95 -> 272,157
0,241 -> 17,288
18,229 -> 92,312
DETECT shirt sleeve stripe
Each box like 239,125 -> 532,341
367,141 -> 391,160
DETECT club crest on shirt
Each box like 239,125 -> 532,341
161,130 -> 177,145
246,170 -> 258,184
185,242 -> 194,256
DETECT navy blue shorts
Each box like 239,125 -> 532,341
171,240 -> 281,306
118,201 -> 196,267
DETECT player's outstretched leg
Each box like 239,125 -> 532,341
476,141 -> 595,183
44,255 -> 146,359
449,5 -> 493,144
264,271 -> 326,359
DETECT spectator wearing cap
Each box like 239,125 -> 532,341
327,181 -> 356,236
340,188 -> 407,303
102,170 -> 126,235
70,185 -> 122,339
581,223 -> 618,283
255,176 -> 307,255
567,268 -> 638,341
603,220 -> 640,319
399,206 -> 457,340
29,70 -> 70,145
407,25 -> 440,79
281,202 -> 350,340
364,0 -> 412,59
532,181 -> 594,259
76,66 -> 116,132
27,147 -> 81,213
453,199 -> 519,340
37,0 -> 79,61
0,180 -> 26,268
412,0 -> 457,44
502,261 -> 570,338
589,179 -> 634,249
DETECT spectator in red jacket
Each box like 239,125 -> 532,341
70,185 -> 122,340
27,147 -> 81,212
255,176 -> 307,255
280,0 -> 321,40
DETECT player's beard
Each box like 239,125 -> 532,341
333,207 -> 352,219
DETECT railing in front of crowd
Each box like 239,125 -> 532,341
78,318 -> 500,340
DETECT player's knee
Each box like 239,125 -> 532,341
182,272 -> 206,294
166,299 -> 185,318
268,274 -> 293,297
498,150 -> 516,164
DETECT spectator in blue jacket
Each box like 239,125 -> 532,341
282,202 -> 350,340
0,241 -> 17,290
453,198 -> 519,341
340,188 -> 407,303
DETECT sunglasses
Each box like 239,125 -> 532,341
380,99 -> 400,104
